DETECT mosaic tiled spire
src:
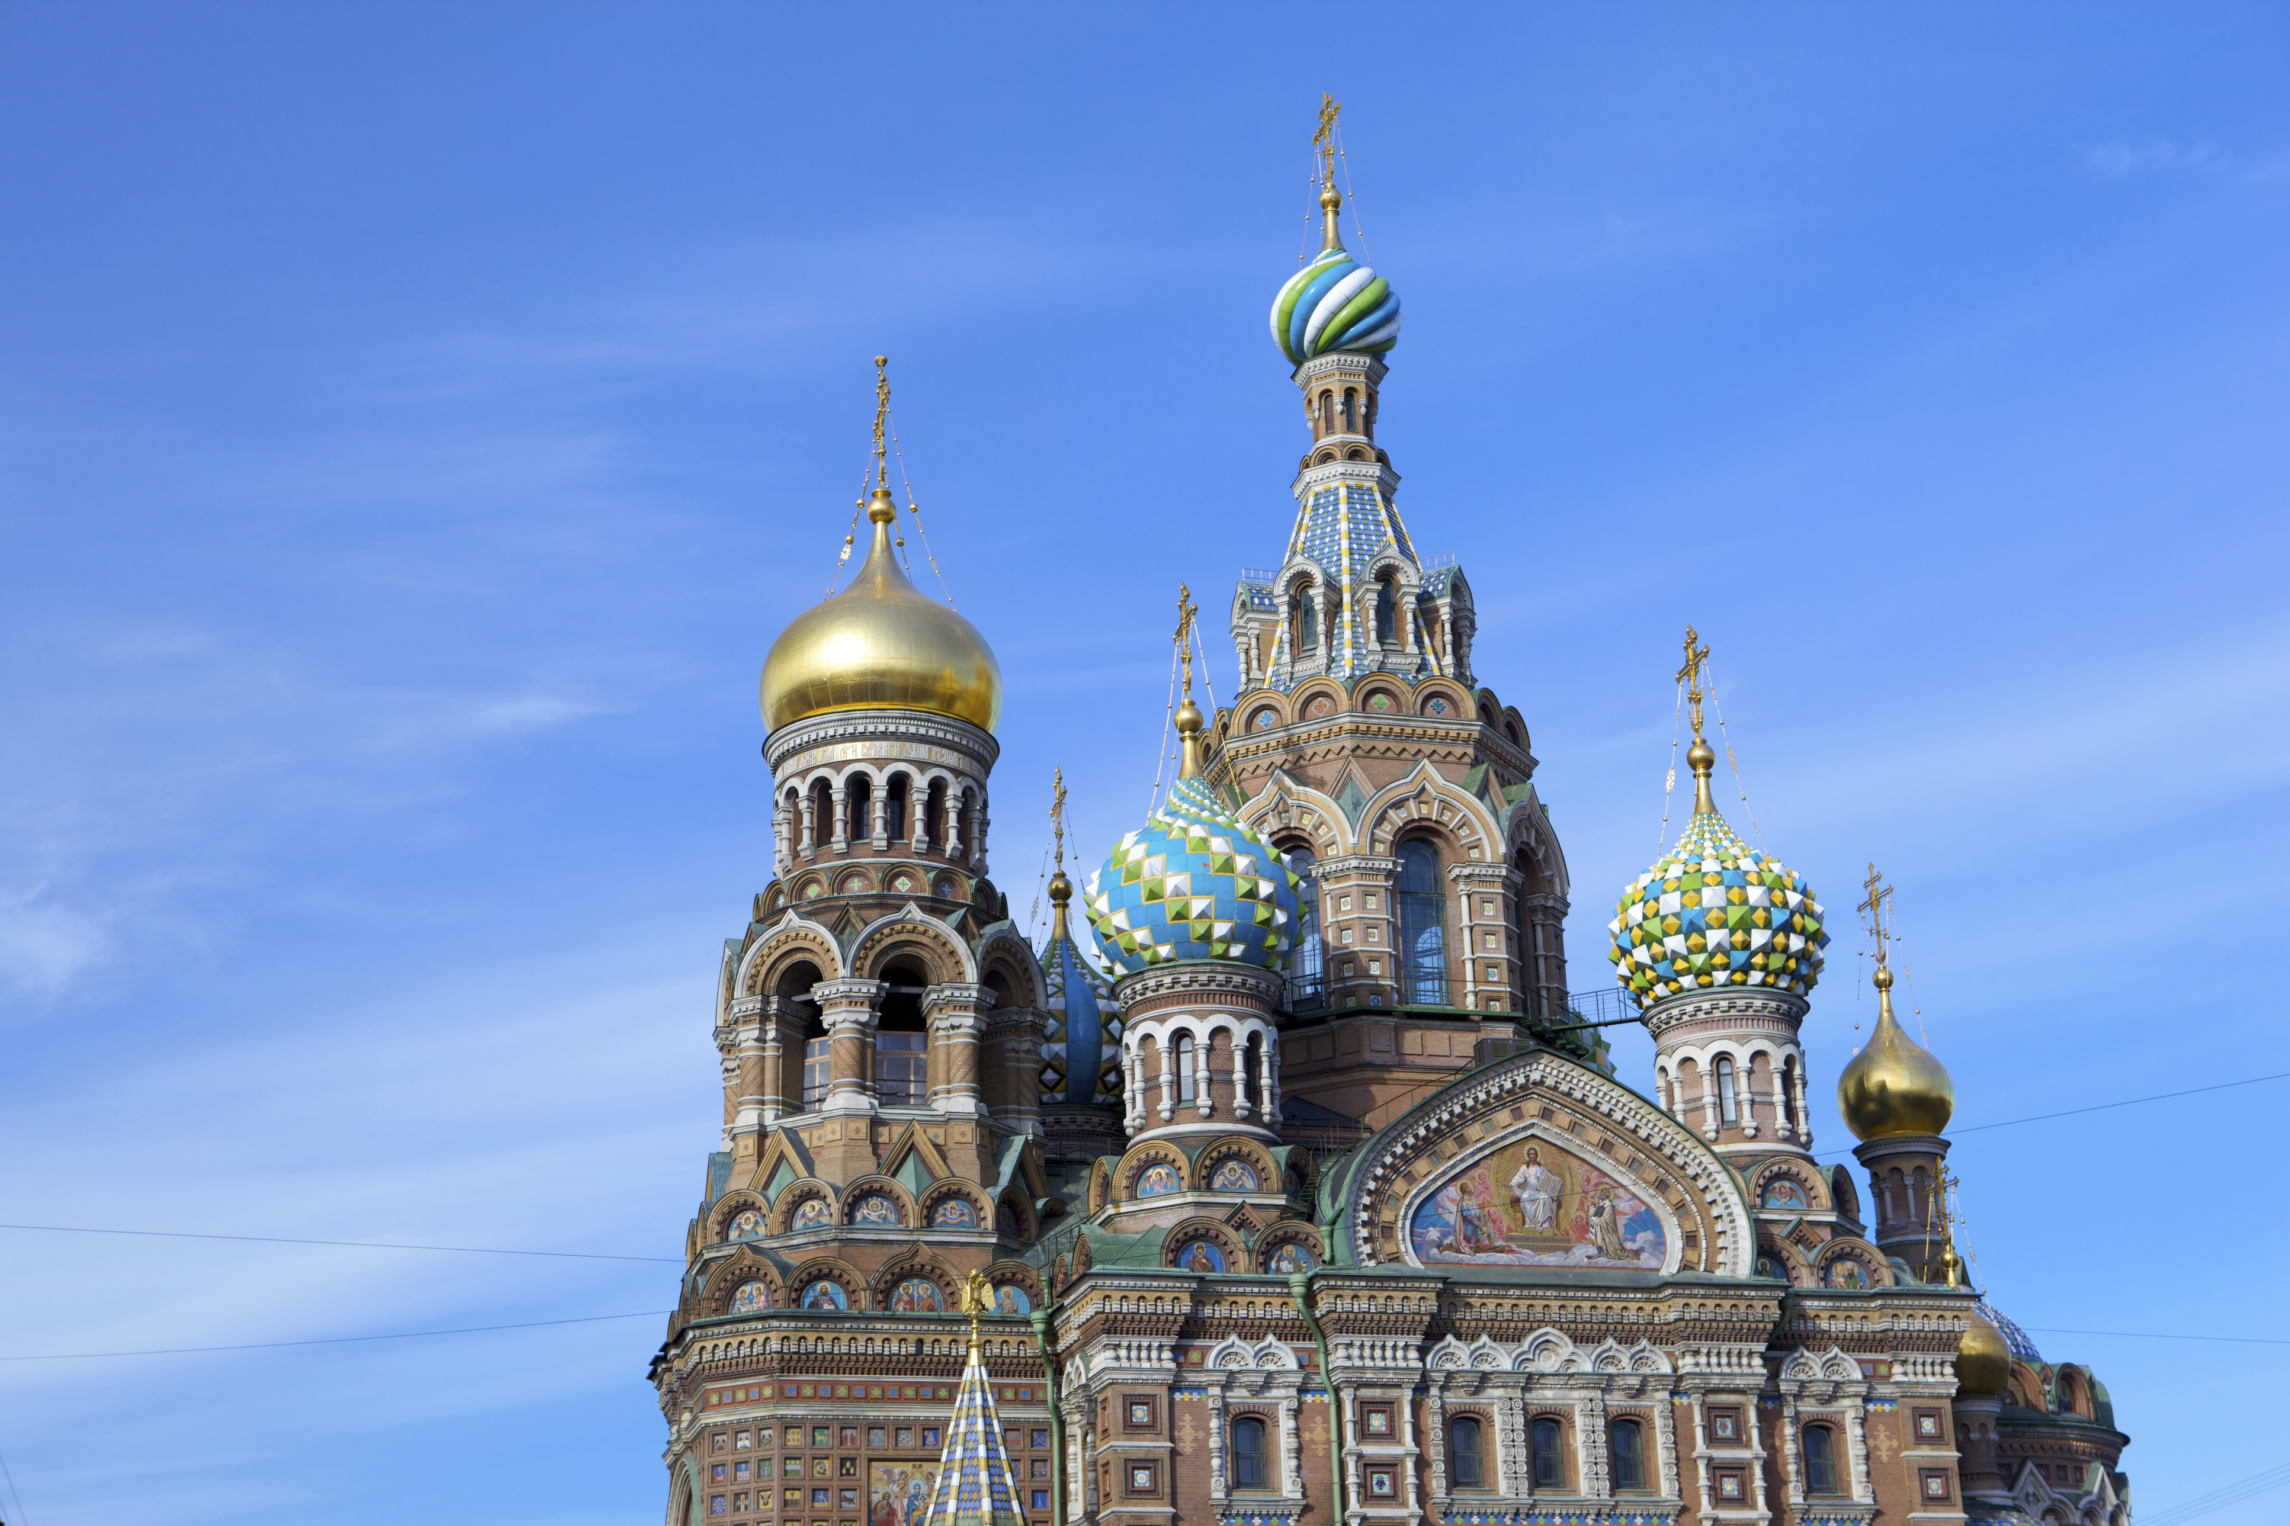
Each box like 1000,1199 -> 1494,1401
1037,768 -> 1122,1106
918,1274 -> 1026,1526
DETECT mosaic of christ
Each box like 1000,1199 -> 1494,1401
1407,1136 -> 1668,1270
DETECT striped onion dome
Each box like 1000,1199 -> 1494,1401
1270,240 -> 1402,366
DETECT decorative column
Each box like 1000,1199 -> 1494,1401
922,984 -> 991,1118
810,976 -> 883,1180
986,1005 -> 1043,1139
799,791 -> 818,860
870,783 -> 889,850
829,783 -> 850,853
752,996 -> 804,1126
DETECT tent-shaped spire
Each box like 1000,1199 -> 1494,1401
918,1273 -> 1027,1526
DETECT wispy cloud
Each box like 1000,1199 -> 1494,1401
2084,137 -> 2224,177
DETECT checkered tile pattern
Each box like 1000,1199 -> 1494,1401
1085,777 -> 1298,975
918,1345 -> 1025,1526
1605,807 -> 1829,1005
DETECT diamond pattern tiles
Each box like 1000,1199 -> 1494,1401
1604,806 -> 1830,1006
1085,776 -> 1299,977
917,1344 -> 1025,1526
1037,933 -> 1122,1107
1258,479 -> 1425,690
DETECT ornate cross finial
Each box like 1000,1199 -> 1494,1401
1676,625 -> 1711,742
1174,582 -> 1199,701
871,355 -> 891,488
962,1268 -> 990,1351
1050,766 -> 1068,871
1313,93 -> 1341,190
1859,861 -> 1895,968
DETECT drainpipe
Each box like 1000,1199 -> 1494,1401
1031,1310 -> 1064,1526
1287,1272 -> 1347,1526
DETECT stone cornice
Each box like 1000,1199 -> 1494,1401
766,708 -> 999,775
1113,960 -> 1286,1008
1644,987 -> 1809,1041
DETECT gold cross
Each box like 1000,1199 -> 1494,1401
1050,766 -> 1068,871
871,355 -> 891,487
1313,93 -> 1341,189
1174,583 -> 1199,699
1675,625 -> 1710,741
1858,862 -> 1894,967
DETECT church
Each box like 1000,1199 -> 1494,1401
647,113 -> 2132,1526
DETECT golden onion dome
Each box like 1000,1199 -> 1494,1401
1836,965 -> 1956,1140
759,488 -> 1001,734
1956,1308 -> 2012,1397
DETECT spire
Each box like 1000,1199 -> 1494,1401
1173,583 -> 1204,780
917,1273 -> 1026,1526
1836,864 -> 1956,1141
1677,625 -> 1716,815
1047,767 -> 1072,941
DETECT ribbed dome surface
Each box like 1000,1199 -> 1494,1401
1270,245 -> 1401,366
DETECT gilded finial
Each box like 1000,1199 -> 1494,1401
871,355 -> 891,490
1312,93 -> 1344,249
1174,583 -> 1204,779
1676,626 -> 1715,814
1859,863 -> 1896,973
962,1269 -> 991,1353
1047,768 -> 1072,939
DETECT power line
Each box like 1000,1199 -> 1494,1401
2022,1325 -> 2290,1347
0,1309 -> 672,1363
1815,1069 -> 2290,1160
0,1435 -> 30,1526
0,1222 -> 681,1264
2141,1460 -> 2290,1526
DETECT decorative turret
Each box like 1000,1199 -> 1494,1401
1612,630 -> 1829,1161
914,1272 -> 1027,1526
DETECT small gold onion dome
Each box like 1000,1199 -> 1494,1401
1836,965 -> 1956,1140
759,488 -> 1002,734
1956,1308 -> 2012,1398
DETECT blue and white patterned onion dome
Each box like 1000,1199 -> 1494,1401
1978,1300 -> 2044,1365
1606,807 -> 1830,1006
1085,777 -> 1299,976
1270,244 -> 1401,367
1038,929 -> 1121,1107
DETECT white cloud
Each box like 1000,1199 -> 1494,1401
2084,138 -> 2223,177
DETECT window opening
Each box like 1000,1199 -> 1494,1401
1716,1055 -> 1739,1127
1446,1417 -> 1483,1490
1803,1426 -> 1838,1494
1375,580 -> 1395,645
1396,840 -> 1447,1004
876,964 -> 929,1105
1287,848 -> 1323,1011
1229,1416 -> 1267,1490
1610,1419 -> 1645,1490
1174,1035 -> 1196,1103
1530,1417 -> 1563,1488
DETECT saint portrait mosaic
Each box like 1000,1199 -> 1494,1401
1407,1135 -> 1668,1270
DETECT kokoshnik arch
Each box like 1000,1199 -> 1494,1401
649,104 -> 2131,1526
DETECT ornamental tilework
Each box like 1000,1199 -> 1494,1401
1604,806 -> 1830,1004
1269,246 -> 1401,364
1262,479 -> 1432,691
916,1345 -> 1024,1526
1085,777 -> 1298,975
1037,932 -> 1122,1107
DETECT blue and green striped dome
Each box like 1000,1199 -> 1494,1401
1270,245 -> 1402,367
1605,806 -> 1830,1007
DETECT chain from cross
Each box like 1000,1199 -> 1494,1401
1675,625 -> 1711,740
1050,766 -> 1068,871
1859,862 -> 1895,967
871,355 -> 891,487
1312,93 -> 1341,189
1174,583 -> 1199,699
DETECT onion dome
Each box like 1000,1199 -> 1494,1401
1039,867 -> 1123,1107
1606,739 -> 1830,1005
1977,1299 -> 2044,1366
1084,701 -> 1298,976
1956,1308 -> 2013,1398
1837,965 -> 1956,1140
759,486 -> 1002,734
1269,187 -> 1402,367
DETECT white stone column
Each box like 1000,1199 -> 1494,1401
829,783 -> 850,853
799,791 -> 818,860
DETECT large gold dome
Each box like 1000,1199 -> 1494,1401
1956,1309 -> 2012,1397
1836,966 -> 1956,1141
760,489 -> 1001,734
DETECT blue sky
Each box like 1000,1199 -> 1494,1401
2,6 -> 2285,1523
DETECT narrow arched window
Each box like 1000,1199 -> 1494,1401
1319,391 -> 1334,433
884,776 -> 908,841
1229,1416 -> 1268,1489
1609,1418 -> 1645,1490
1802,1425 -> 1838,1494
1445,1416 -> 1483,1490
1781,1058 -> 1799,1129
1715,1055 -> 1739,1127
847,775 -> 872,841
1287,848 -> 1322,1010
1396,840 -> 1447,1004
1530,1417 -> 1564,1487
1243,1034 -> 1263,1108
1298,592 -> 1318,652
1175,1035 -> 1196,1103
1342,388 -> 1358,432
1375,579 -> 1395,644
802,1025 -> 830,1108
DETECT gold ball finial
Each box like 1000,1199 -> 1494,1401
866,486 -> 897,524
1047,868 -> 1072,904
1873,964 -> 1894,991
1319,184 -> 1342,212
1175,697 -> 1204,735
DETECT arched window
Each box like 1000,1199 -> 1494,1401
1802,1425 -> 1838,1494
1609,1418 -> 1645,1490
1715,1055 -> 1739,1127
1375,579 -> 1395,645
884,775 -> 908,841
1530,1417 -> 1564,1488
1445,1416 -> 1484,1490
1228,1416 -> 1268,1489
1298,591 -> 1319,652
875,964 -> 928,1105
1175,1035 -> 1196,1103
1341,388 -> 1359,432
1286,848 -> 1323,1010
1319,391 -> 1334,434
802,1023 -> 830,1107
1243,1033 -> 1263,1108
1781,1057 -> 1799,1129
847,775 -> 873,842
1396,840 -> 1447,1004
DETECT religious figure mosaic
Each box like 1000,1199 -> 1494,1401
870,1461 -> 939,1526
1407,1136 -> 1667,1269
890,1277 -> 944,1313
729,1280 -> 769,1313
1210,1159 -> 1261,1192
929,1197 -> 979,1229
